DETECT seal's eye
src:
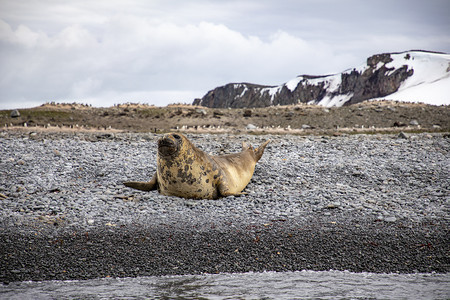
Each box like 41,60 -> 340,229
173,134 -> 181,140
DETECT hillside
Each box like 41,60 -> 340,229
1,101 -> 449,134
193,50 -> 450,108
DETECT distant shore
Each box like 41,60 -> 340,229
1,100 -> 449,134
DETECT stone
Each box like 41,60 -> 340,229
384,216 -> 397,222
410,120 -> 419,126
246,124 -> 257,130
195,108 -> 207,115
393,121 -> 406,127
10,110 -> 20,118
398,132 -> 408,139
185,201 -> 197,207
326,202 -> 340,209
243,109 -> 252,117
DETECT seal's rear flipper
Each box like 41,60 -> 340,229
124,173 -> 157,191
242,141 -> 252,150
254,140 -> 270,161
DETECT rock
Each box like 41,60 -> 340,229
243,109 -> 252,117
97,133 -> 114,139
326,202 -> 341,209
302,124 -> 312,130
384,216 -> 397,222
193,52 -> 414,108
213,111 -> 223,118
10,110 -> 20,118
410,120 -> 419,126
195,108 -> 207,115
185,201 -> 197,208
285,111 -> 294,118
192,98 -> 202,105
393,121 -> 406,127
246,124 -> 257,130
398,132 -> 408,139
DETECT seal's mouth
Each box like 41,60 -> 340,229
158,135 -> 180,157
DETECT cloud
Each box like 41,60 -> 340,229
0,0 -> 449,108
0,16 -> 353,108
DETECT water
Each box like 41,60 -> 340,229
1,271 -> 449,299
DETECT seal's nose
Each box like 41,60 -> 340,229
158,134 -> 179,157
158,136 -> 175,148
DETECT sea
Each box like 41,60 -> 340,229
1,270 -> 449,299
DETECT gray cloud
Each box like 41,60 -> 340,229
0,0 -> 449,108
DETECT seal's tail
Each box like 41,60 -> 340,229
254,140 -> 270,162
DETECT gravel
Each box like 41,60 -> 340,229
0,130 -> 449,282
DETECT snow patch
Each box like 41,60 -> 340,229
239,86 -> 248,98
233,84 -> 249,99
376,75 -> 450,105
285,77 -> 303,92
378,51 -> 450,105
375,61 -> 385,70
260,86 -> 282,103
317,93 -> 353,108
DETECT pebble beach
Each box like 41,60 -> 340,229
0,130 -> 449,283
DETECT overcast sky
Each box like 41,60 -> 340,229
1,0 -> 449,109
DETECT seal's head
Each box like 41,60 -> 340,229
157,133 -> 187,157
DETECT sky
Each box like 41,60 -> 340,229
0,0 -> 449,109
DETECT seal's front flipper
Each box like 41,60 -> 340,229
124,173 -> 157,191
123,181 -> 155,191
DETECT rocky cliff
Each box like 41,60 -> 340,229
193,50 -> 449,108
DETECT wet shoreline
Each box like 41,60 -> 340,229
1,217 -> 448,283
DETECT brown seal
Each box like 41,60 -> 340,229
124,133 -> 270,199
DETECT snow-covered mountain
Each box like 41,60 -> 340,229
193,50 -> 450,108
370,51 -> 450,105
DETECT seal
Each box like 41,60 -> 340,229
124,133 -> 270,199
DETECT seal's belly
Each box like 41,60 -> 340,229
159,180 -> 217,199
157,162 -> 219,199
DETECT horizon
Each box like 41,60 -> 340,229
3,97 -> 449,112
1,48 -> 449,109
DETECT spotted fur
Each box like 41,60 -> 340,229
124,133 -> 270,199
